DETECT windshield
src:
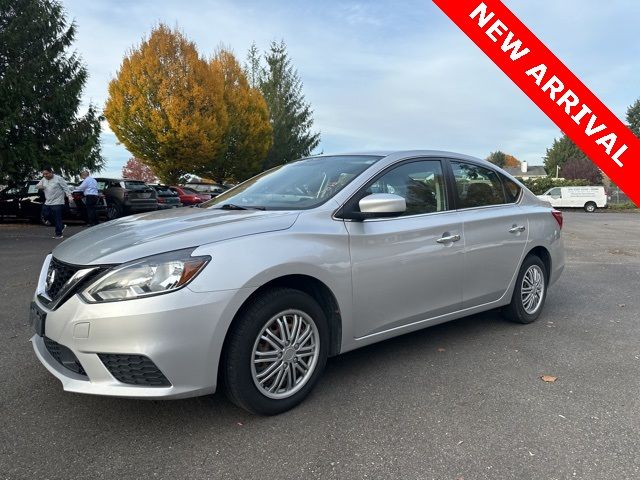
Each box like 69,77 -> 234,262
202,155 -> 383,210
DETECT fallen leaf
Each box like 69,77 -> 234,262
457,440 -> 464,446
618,304 -> 626,308
540,375 -> 558,383
558,414 -> 566,419
436,347 -> 446,352
236,422 -> 244,426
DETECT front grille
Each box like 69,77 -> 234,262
98,354 -> 171,387
41,258 -> 106,310
44,337 -> 87,376
45,258 -> 80,299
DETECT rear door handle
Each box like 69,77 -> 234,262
436,234 -> 461,244
509,225 -> 526,233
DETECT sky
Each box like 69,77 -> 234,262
60,0 -> 640,177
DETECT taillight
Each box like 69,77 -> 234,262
552,209 -> 563,229
157,196 -> 165,203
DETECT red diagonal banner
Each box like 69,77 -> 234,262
432,0 -> 639,205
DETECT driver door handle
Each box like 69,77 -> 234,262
436,234 -> 461,244
509,225 -> 526,233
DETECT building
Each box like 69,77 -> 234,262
503,161 -> 547,180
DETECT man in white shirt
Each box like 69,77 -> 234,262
36,166 -> 73,239
76,170 -> 100,226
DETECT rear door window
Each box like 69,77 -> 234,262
451,162 -> 506,208
500,175 -> 522,203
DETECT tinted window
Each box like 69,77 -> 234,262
364,160 -> 447,215
27,184 -> 39,194
501,174 -> 522,203
182,187 -> 199,195
124,181 -> 148,190
154,186 -> 176,195
451,162 -> 506,208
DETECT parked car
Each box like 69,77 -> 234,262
0,180 -> 106,223
537,186 -> 607,212
169,186 -> 211,205
30,151 -> 564,415
150,184 -> 182,209
94,178 -> 158,220
186,182 -> 226,197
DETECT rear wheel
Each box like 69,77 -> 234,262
584,202 -> 597,213
222,288 -> 328,415
503,255 -> 547,324
106,200 -> 122,220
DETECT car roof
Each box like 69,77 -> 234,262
312,150 -> 495,168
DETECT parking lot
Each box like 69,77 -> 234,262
1,211 -> 639,480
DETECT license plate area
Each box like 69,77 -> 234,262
30,302 -> 47,337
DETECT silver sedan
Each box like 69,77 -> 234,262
30,151 -> 564,414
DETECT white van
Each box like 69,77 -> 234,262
538,186 -> 607,212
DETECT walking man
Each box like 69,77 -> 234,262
76,170 -> 100,226
37,166 -> 73,239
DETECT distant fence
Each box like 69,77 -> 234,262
608,188 -> 634,205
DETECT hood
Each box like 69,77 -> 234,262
52,207 -> 300,265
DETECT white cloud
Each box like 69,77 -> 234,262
62,0 -> 640,172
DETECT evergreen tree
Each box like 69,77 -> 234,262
244,42 -> 261,90
486,151 -> 507,168
626,99 -> 640,138
259,41 -> 320,169
543,134 -> 587,177
0,0 -> 103,183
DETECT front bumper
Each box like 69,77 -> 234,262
30,285 -> 248,399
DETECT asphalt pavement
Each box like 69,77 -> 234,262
1,211 -> 639,480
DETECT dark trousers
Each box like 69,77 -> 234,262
84,195 -> 99,226
42,204 -> 64,235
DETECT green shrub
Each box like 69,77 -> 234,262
517,177 -> 589,195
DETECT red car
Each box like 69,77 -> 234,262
169,186 -> 211,205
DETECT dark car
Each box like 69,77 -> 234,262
0,180 -> 106,223
95,178 -> 158,220
169,186 -> 211,206
186,182 -> 226,198
150,184 -> 182,209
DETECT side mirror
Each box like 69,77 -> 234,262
340,193 -> 406,221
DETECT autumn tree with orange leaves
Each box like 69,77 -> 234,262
207,49 -> 271,182
104,25 -> 228,184
486,150 -> 521,169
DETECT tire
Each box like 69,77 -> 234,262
106,200 -> 122,220
502,255 -> 548,324
584,202 -> 597,213
222,288 -> 329,415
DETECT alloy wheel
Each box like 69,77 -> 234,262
521,265 -> 545,314
251,309 -> 320,400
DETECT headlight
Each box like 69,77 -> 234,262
81,249 -> 210,303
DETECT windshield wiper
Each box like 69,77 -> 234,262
218,203 -> 266,211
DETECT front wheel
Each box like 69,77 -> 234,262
584,202 -> 597,213
222,288 -> 329,415
503,255 -> 548,324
